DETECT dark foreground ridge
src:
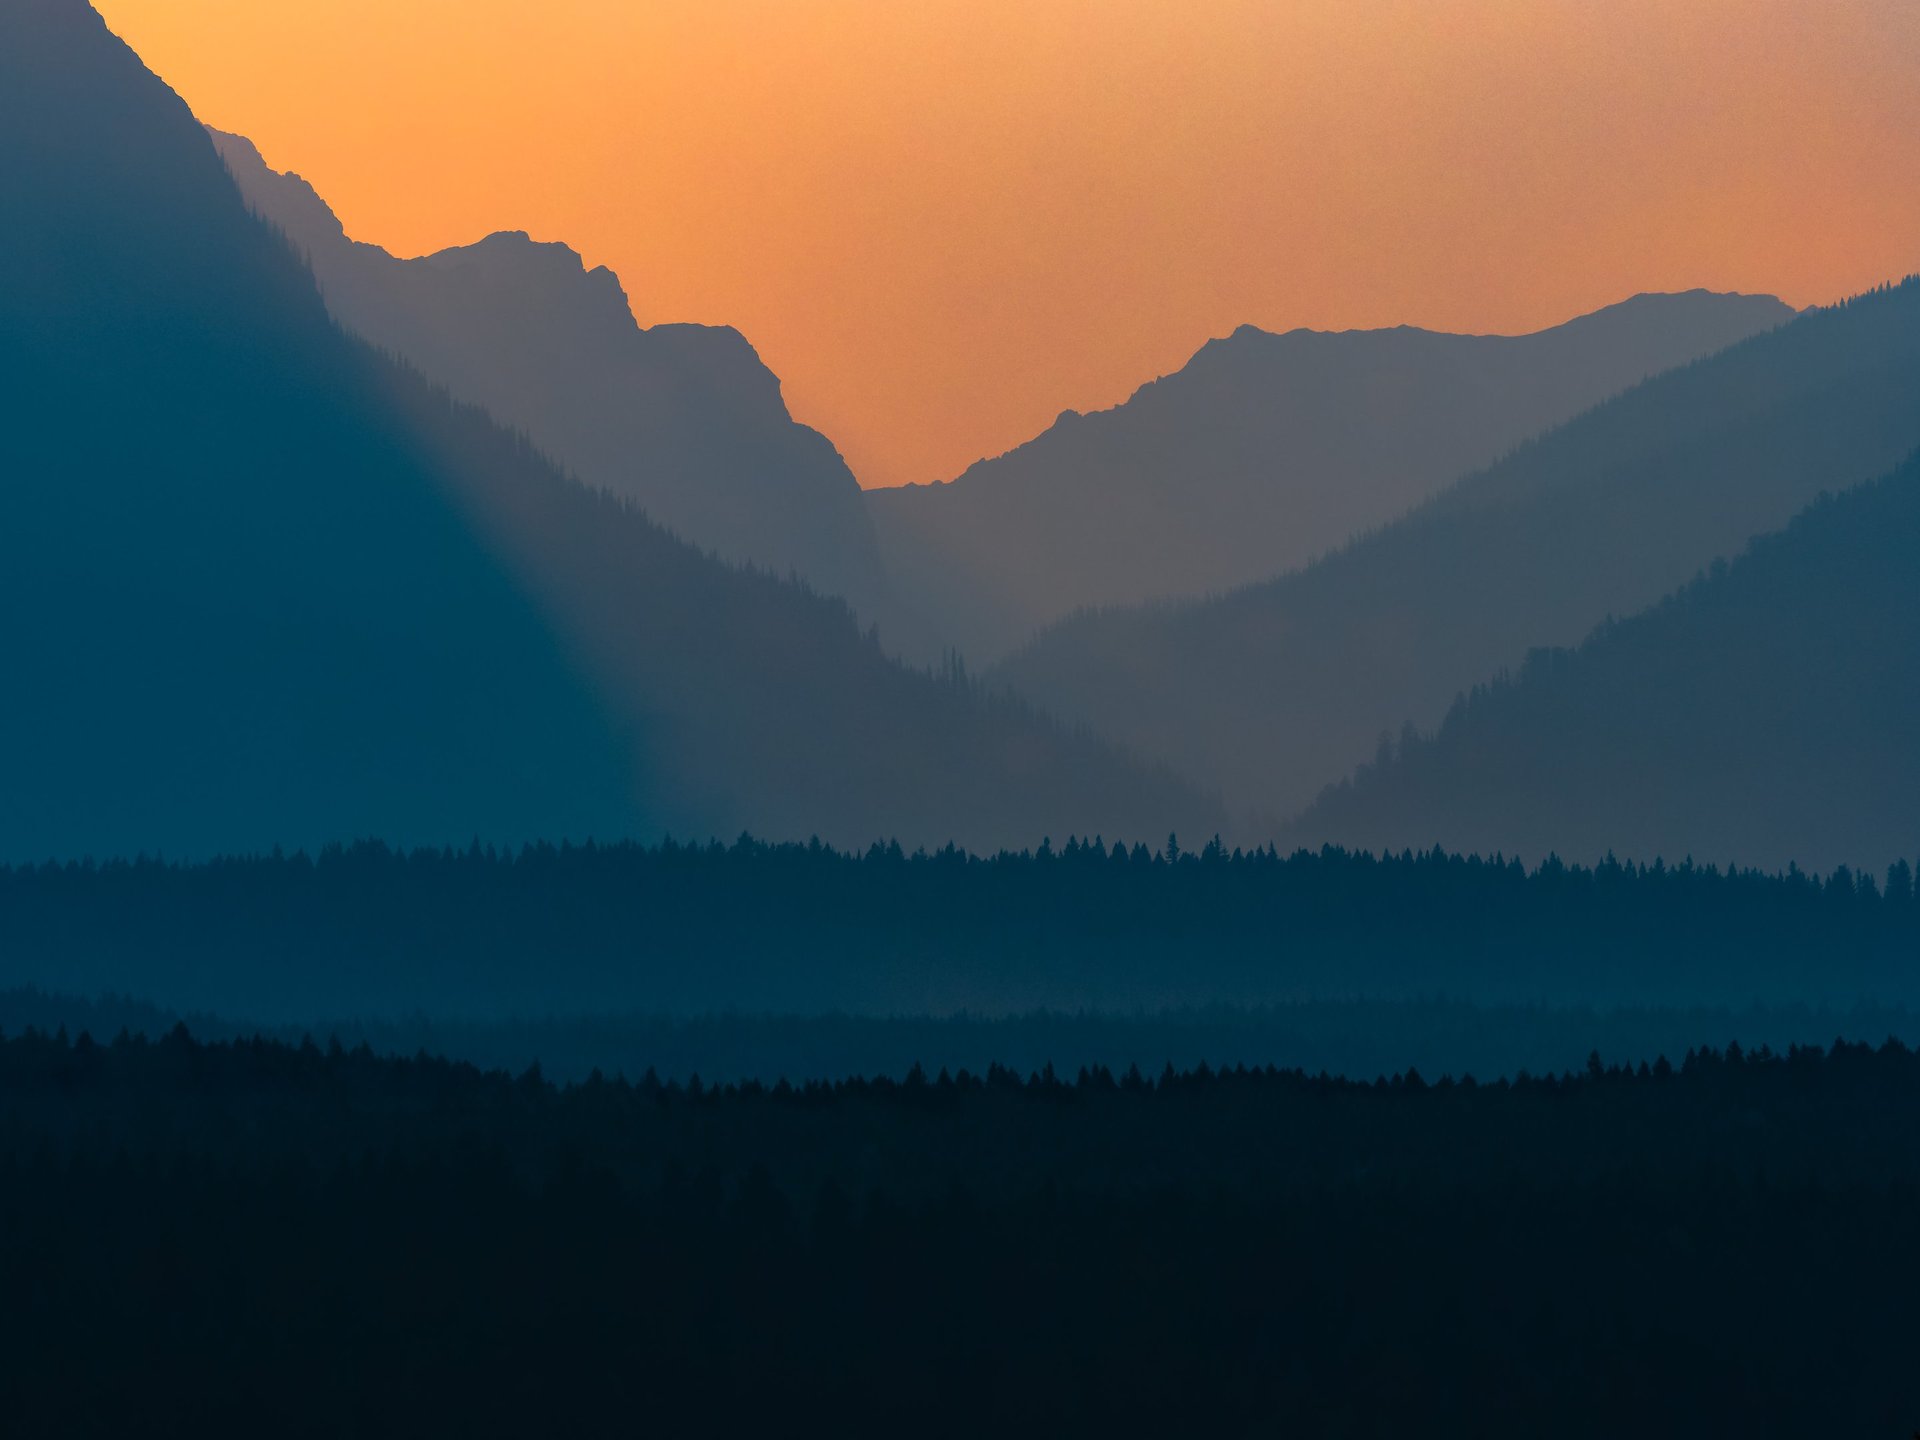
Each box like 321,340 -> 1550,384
5,836 -> 1919,1016
2,1024 -> 1917,1436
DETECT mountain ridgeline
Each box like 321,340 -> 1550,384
1297,452 -> 1920,870
209,130 -> 892,616
0,0 -> 1215,861
7,8 -> 1920,1431
871,293 -> 1792,663
993,277 -> 1920,835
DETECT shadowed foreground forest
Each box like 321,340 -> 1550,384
5,838 -> 1918,1016
2,1025 -> 1917,1437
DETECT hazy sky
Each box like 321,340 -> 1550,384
97,0 -> 1920,487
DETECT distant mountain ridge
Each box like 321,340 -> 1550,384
870,291 -> 1795,662
1295,451 -> 1920,872
0,0 -> 1217,861
210,129 -> 890,613
992,277 -> 1920,831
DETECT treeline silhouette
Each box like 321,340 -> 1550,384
8,985 -> 1915,1088
5,837 -> 1919,1019
2,1023 -> 1918,1436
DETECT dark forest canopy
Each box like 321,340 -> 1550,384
3,1023 -> 1919,1436
5,1019 -> 1917,1194
8,985 -> 1913,1089
4,836 -> 1918,1019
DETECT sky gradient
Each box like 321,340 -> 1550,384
95,0 -> 1920,487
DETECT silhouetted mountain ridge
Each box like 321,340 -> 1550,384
211,129 -> 890,611
872,290 -> 1793,661
0,0 -> 1216,860
0,0 -> 647,859
993,277 -> 1920,830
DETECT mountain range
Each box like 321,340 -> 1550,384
870,293 -> 1794,662
993,278 -> 1920,835
12,0 -> 1919,880
0,0 -> 1213,861
214,132 -> 1794,677
210,129 -> 891,616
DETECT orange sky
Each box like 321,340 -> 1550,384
95,0 -> 1920,487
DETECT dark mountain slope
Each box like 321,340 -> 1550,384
0,0 -> 647,859
210,131 -> 891,613
1294,454 -> 1920,871
872,292 -> 1792,662
993,278 -> 1920,828
0,0 -> 1215,860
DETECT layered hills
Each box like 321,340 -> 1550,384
0,0 -> 1213,860
994,278 -> 1920,830
1296,453 -> 1920,871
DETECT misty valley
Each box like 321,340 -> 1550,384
5,1 -> 1920,1434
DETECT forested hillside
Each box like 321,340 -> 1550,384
994,278 -> 1920,828
1298,453 -> 1920,870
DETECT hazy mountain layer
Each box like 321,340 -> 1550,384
872,292 -> 1793,662
0,0 -> 1215,860
1295,454 -> 1920,871
211,129 -> 890,613
993,278 -> 1920,830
